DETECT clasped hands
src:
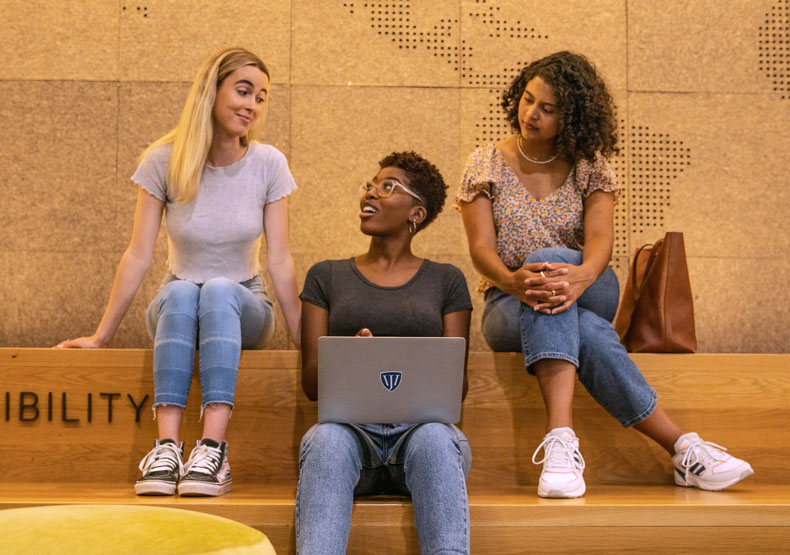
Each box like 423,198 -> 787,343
507,262 -> 593,315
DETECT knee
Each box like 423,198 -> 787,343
407,424 -> 459,461
158,280 -> 200,314
525,247 -> 582,265
300,424 -> 358,467
199,278 -> 240,311
481,296 -> 521,352
406,424 -> 470,478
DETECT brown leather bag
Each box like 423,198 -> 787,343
614,232 -> 697,353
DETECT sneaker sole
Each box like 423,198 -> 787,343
537,481 -> 586,498
134,480 -> 177,496
674,465 -> 754,491
178,480 -> 232,497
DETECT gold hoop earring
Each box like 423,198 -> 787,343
409,220 -> 416,234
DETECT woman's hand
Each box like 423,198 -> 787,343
527,263 -> 595,314
355,328 -> 373,337
503,262 -> 569,308
54,334 -> 105,349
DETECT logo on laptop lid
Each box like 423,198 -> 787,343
380,371 -> 402,392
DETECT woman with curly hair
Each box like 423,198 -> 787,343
297,151 -> 472,553
456,51 -> 752,498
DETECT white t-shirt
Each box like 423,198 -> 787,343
132,142 -> 297,283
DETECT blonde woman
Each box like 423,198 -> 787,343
55,47 -> 301,497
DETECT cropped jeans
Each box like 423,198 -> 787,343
145,275 -> 275,410
295,422 -> 472,555
481,247 -> 657,427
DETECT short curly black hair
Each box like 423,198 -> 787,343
378,151 -> 447,232
501,51 -> 619,163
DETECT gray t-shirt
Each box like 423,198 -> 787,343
132,142 -> 297,283
300,258 -> 472,336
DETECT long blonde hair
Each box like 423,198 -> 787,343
140,47 -> 270,203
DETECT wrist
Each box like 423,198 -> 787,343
94,330 -> 111,347
577,263 -> 600,284
500,268 -> 523,294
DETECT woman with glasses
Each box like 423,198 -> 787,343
296,151 -> 473,554
456,51 -> 753,498
55,47 -> 301,497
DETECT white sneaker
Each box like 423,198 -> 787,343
532,427 -> 586,498
672,432 -> 754,491
178,438 -> 232,497
134,439 -> 184,496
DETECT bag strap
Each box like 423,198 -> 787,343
632,238 -> 666,298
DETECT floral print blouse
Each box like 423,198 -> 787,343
455,144 -> 619,292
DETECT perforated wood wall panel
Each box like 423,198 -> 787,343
1,1 -> 787,352
759,0 -> 790,99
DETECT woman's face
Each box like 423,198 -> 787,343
518,76 -> 560,143
212,65 -> 270,140
359,166 -> 422,237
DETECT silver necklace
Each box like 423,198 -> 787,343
517,135 -> 558,164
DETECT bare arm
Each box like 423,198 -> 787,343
443,309 -> 471,399
263,196 -> 301,346
580,190 -> 615,279
300,301 -> 328,401
459,196 -> 566,307
55,188 -> 164,347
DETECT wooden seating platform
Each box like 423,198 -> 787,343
2,348 -> 788,553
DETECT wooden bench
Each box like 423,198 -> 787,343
2,348 -> 788,553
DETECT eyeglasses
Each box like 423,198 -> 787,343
358,179 -> 423,202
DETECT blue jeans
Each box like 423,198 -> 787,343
481,247 -> 656,427
295,422 -> 472,555
145,275 -> 274,409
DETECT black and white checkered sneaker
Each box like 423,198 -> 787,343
178,438 -> 232,497
134,439 -> 184,496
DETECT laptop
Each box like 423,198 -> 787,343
317,336 -> 466,424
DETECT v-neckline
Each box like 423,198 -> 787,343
493,146 -> 573,203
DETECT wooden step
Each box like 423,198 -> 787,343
2,349 -> 787,487
2,483 -> 788,554
2,349 -> 788,553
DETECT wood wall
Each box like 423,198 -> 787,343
1,0 -> 788,352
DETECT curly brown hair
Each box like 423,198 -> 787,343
501,51 -> 619,163
378,151 -> 447,232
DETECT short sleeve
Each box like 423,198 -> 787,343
454,145 -> 498,210
440,264 -> 473,316
300,260 -> 332,310
579,153 -> 620,203
261,145 -> 297,205
131,144 -> 170,202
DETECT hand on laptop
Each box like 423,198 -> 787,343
355,328 -> 373,337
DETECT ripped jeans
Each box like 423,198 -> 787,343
145,275 -> 274,410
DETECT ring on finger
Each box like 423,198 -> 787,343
540,271 -> 546,278
551,290 -> 556,297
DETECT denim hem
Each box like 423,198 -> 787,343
151,401 -> 187,420
619,389 -> 658,428
523,352 -> 579,374
199,402 -> 235,421
152,400 -> 187,410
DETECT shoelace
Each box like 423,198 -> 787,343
532,436 -> 586,471
139,443 -> 183,475
679,440 -> 728,479
182,444 -> 222,477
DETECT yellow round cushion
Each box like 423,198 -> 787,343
0,504 -> 275,554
